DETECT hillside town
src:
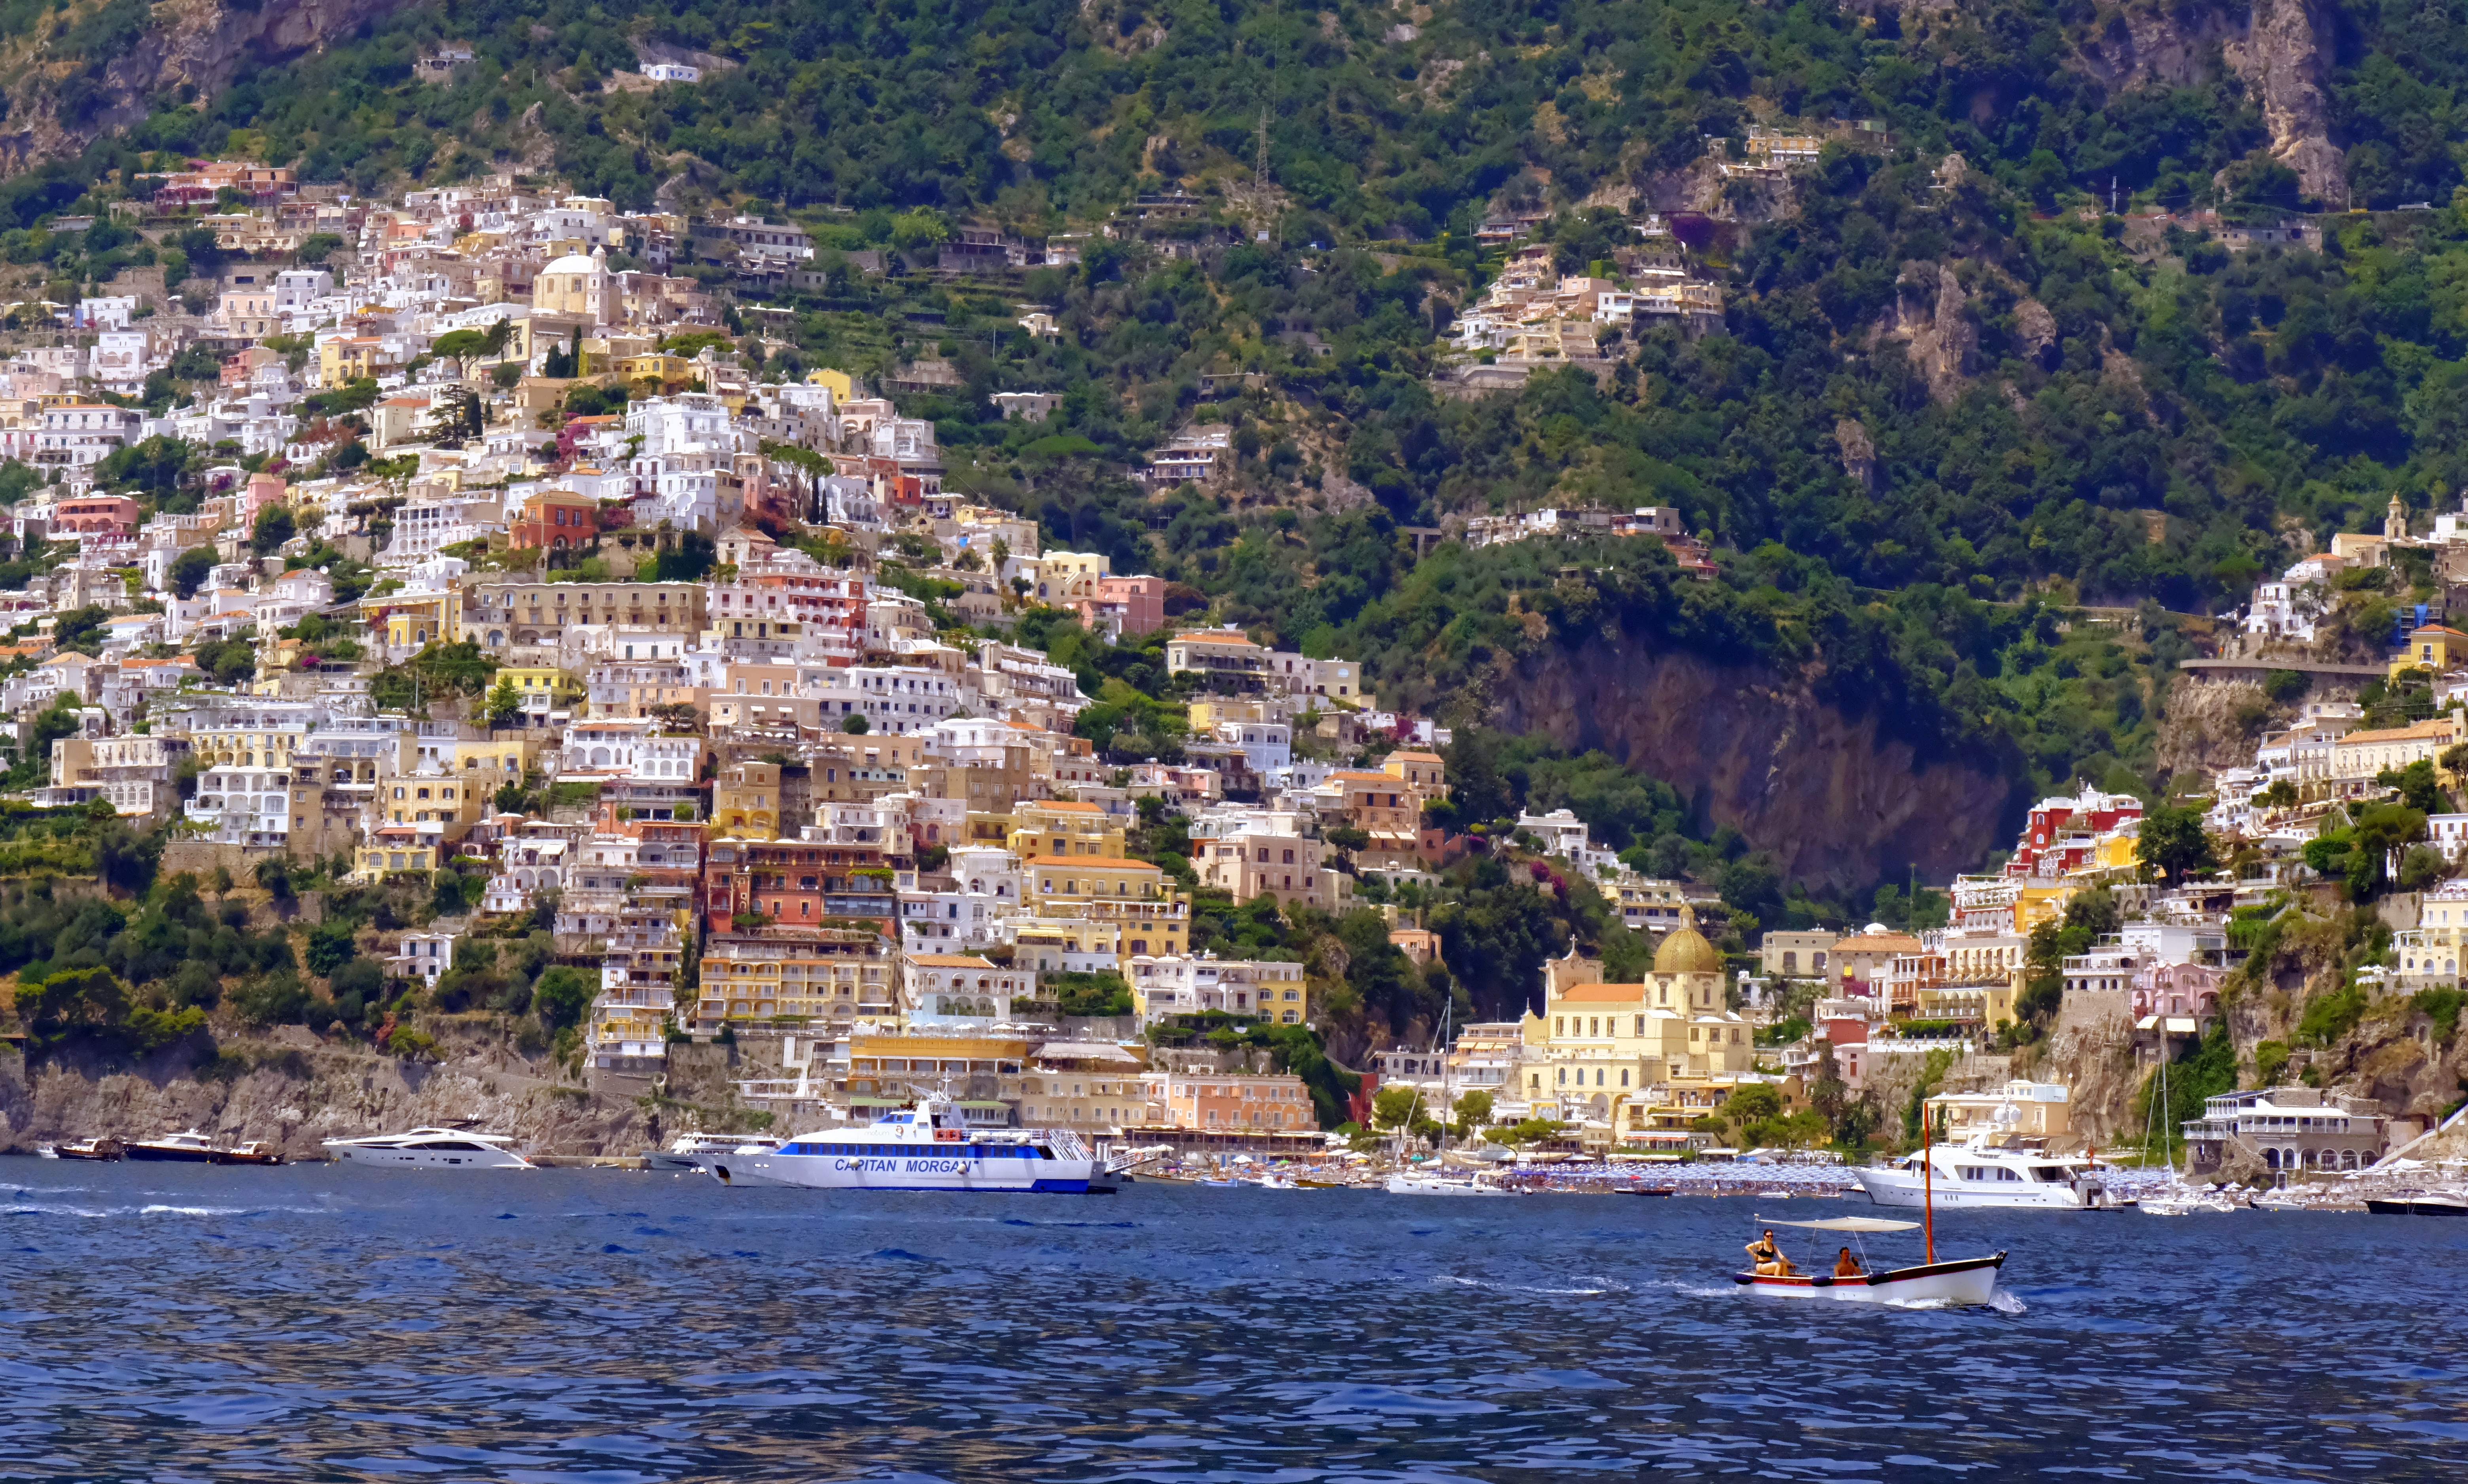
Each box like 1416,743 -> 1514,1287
5,161 -> 2460,1190
0,163 -> 1762,1155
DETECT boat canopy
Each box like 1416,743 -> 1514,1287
1754,1214 -> 1921,1233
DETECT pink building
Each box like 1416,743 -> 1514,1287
2132,961 -> 2224,1025
52,494 -> 139,538
1078,573 -> 1166,637
244,472 -> 287,519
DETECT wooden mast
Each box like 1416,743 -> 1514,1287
1923,1097 -> 1937,1265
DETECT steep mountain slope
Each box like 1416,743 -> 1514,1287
9,0 -> 2468,895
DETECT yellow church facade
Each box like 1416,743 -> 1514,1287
1517,906 -> 1752,1123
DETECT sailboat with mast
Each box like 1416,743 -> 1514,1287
2138,1017 -> 2239,1215
1384,1002 -> 1512,1196
1733,1103 -> 2008,1304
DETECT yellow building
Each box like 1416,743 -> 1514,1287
1010,915 -> 1124,973
806,368 -> 856,400
498,664 -> 584,715
712,760 -> 782,840
319,336 -> 386,388
2014,885 -> 2073,934
1022,855 -> 1187,959
187,714 -> 310,769
847,1033 -> 1035,1111
1518,907 -> 1753,1124
1916,979 -> 2020,1028
699,927 -> 896,1029
1006,800 -> 1126,860
2393,625 -> 2468,679
615,352 -> 695,387
355,825 -> 439,879
378,588 -> 464,652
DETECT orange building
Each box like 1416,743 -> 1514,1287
510,490 -> 600,552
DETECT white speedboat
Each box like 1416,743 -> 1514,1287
1853,1135 -> 2108,1210
322,1128 -> 536,1169
643,1132 -> 783,1171
696,1095 -> 1116,1193
1384,1171 -> 1512,1196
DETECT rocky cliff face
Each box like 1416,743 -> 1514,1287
0,1021 -> 776,1158
0,0 -> 413,172
2074,3 -> 2248,91
2222,0 -> 2345,202
1486,638 -> 2018,894
1876,261 -> 1977,403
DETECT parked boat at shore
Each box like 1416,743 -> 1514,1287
695,1095 -> 1117,1193
40,1137 -> 124,1161
220,1141 -> 286,1166
1384,1170 -> 1512,1196
643,1132 -> 782,1171
2365,1191 -> 2468,1216
322,1128 -> 535,1169
125,1130 -> 226,1163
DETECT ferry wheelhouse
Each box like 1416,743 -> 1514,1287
696,1095 -> 1118,1193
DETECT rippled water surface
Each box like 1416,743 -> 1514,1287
4,1162 -> 2465,1481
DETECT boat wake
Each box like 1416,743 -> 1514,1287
1433,1274 -> 1632,1296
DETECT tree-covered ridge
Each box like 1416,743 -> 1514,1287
23,0 -> 2468,221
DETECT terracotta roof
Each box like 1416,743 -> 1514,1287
2340,718 -> 2457,745
1555,982 -> 1654,1004
1025,854 -> 1164,871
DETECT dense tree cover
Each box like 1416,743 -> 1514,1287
38,0 -> 2468,225
15,0 -> 2468,627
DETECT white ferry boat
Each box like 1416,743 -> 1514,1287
1853,1136 -> 2109,1210
695,1096 -> 1117,1193
322,1128 -> 536,1170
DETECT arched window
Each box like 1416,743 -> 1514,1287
2264,1148 -> 2280,1170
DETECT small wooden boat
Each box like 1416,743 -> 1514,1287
219,1141 -> 286,1166
1294,1178 -> 1349,1189
1731,1112 -> 2008,1306
42,1137 -> 125,1161
1733,1213 -> 2006,1304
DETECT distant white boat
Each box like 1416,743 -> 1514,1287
322,1128 -> 535,1169
1384,1171 -> 1512,1197
643,1132 -> 782,1171
1854,1137 -> 2108,1210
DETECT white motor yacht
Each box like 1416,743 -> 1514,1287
696,1095 -> 1115,1193
643,1132 -> 784,1171
322,1128 -> 536,1169
126,1129 -> 226,1163
1853,1135 -> 2108,1210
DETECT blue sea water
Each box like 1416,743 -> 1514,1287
2,1163 -> 2462,1482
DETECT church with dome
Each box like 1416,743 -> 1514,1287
532,244 -> 609,325
1514,903 -> 1755,1133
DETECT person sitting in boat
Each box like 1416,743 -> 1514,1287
1834,1246 -> 1864,1278
1745,1229 -> 1794,1276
